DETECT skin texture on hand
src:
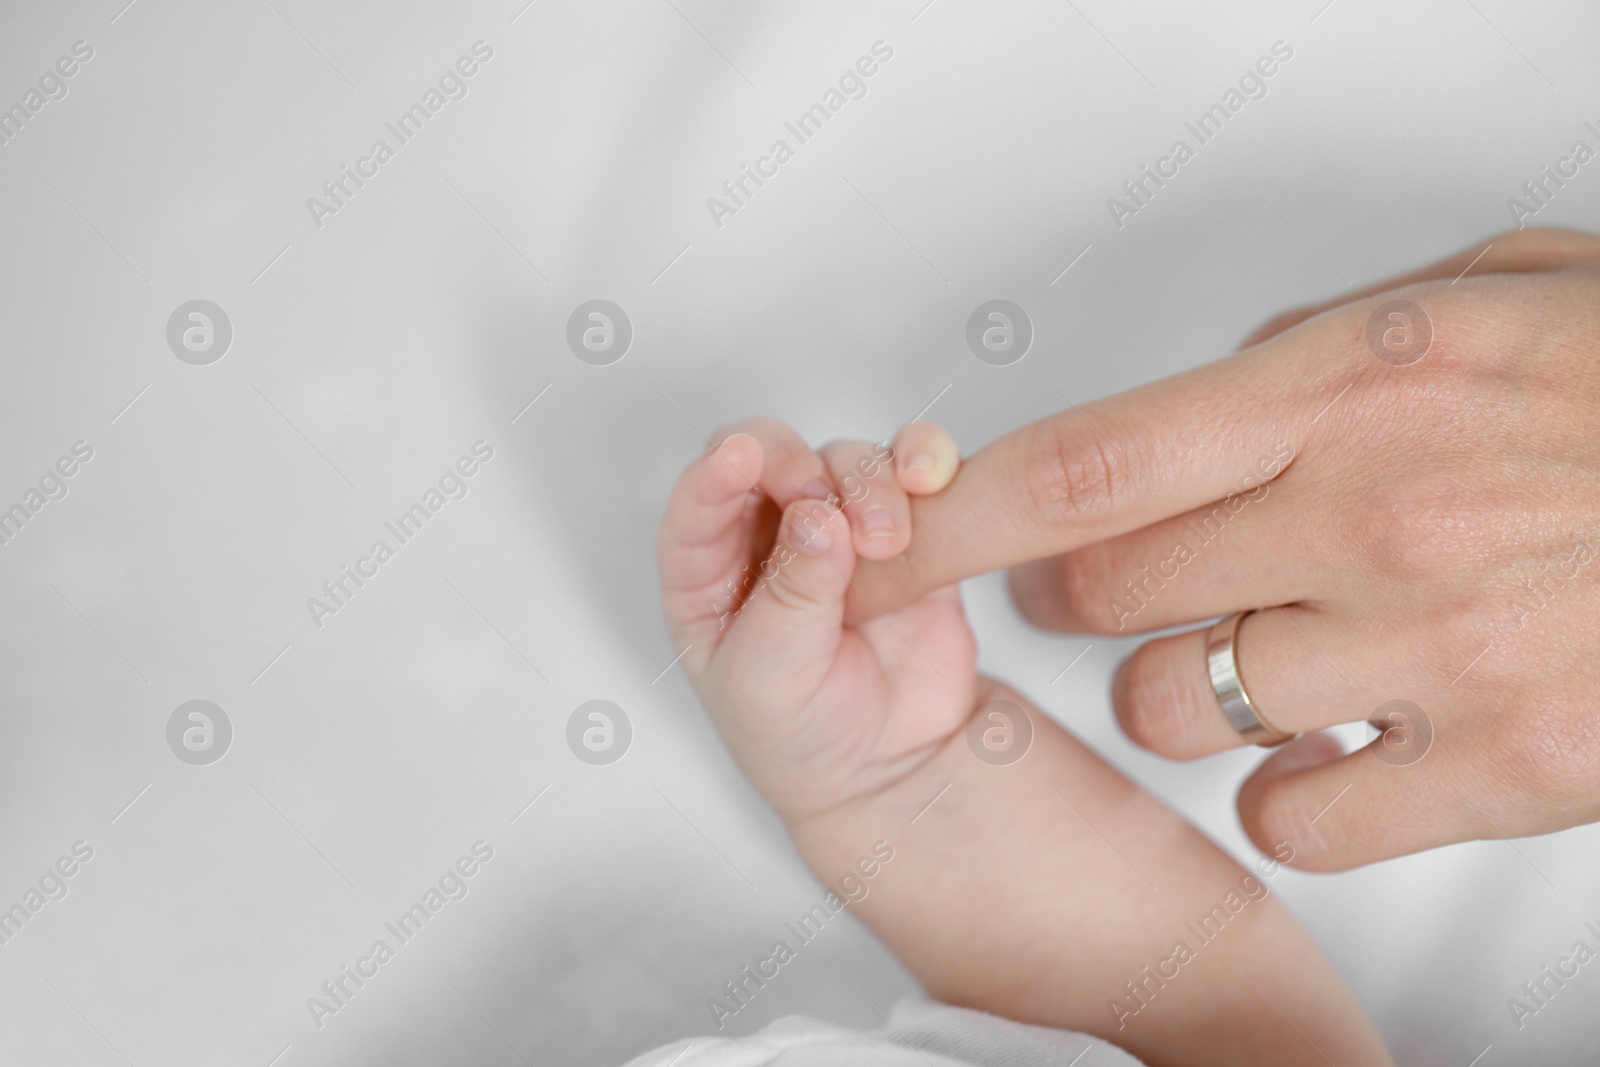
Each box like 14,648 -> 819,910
846,227 -> 1600,873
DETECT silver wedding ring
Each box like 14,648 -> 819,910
1206,610 -> 1294,747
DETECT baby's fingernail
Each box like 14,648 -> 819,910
862,507 -> 895,540
789,514 -> 833,556
905,453 -> 934,473
801,478 -> 833,501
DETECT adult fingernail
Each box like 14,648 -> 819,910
801,478 -> 833,501
790,514 -> 832,556
862,507 -> 895,539
900,447 -> 952,494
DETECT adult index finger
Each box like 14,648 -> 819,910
843,334 -> 1326,622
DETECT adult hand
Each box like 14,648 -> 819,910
848,226 -> 1600,871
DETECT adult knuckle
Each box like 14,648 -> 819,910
1338,479 -> 1484,582
1426,284 -> 1541,376
1495,225 -> 1592,261
1021,419 -> 1125,531
1492,701 -> 1600,806
1494,227 -> 1548,257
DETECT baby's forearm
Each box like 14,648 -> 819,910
789,680 -> 1391,1067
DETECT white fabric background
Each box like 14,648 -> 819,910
1,1 -> 1598,1065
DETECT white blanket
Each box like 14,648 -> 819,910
621,1000 -> 1144,1067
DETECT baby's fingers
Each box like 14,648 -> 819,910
818,425 -> 958,562
659,419 -> 839,659
892,421 -> 959,495
821,440 -> 911,562
657,433 -> 764,653
711,416 -> 834,505
717,497 -> 854,698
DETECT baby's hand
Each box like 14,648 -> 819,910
656,419 -> 966,825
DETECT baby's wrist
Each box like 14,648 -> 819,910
786,681 -> 1002,889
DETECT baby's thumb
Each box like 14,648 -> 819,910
721,497 -> 854,684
